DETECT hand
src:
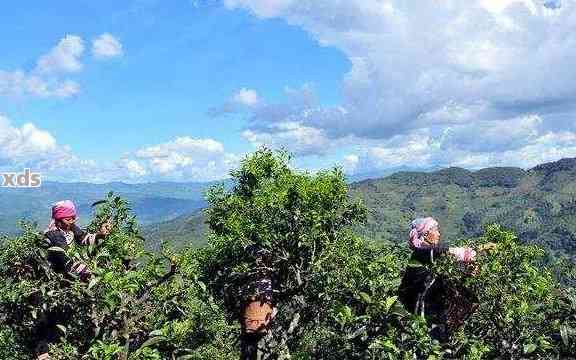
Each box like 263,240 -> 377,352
98,220 -> 113,236
478,242 -> 498,252
449,247 -> 477,263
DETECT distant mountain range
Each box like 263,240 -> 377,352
0,181 -> 220,235
2,159 -> 576,261
140,158 -> 576,261
0,169 -> 424,236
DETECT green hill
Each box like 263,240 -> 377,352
142,209 -> 208,251
143,158 -> 576,260
351,159 -> 576,259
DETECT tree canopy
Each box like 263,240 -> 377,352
0,149 -> 575,359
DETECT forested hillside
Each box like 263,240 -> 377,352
352,158 -> 576,261
143,209 -> 208,251
144,158 -> 576,262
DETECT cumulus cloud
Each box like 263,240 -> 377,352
440,114 -> 544,153
0,71 -> 80,98
1,33 -> 122,100
344,131 -> 435,175
242,122 -> 335,156
92,33 -> 124,59
0,115 -> 59,162
35,35 -> 85,74
0,115 -> 240,183
224,0 -> 576,171
0,114 -> 99,180
118,136 -> 241,181
342,154 -> 360,174
116,159 -> 147,178
0,35 -> 85,99
213,84 -> 347,155
344,124 -> 576,175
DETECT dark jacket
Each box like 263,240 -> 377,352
399,244 -> 479,340
44,224 -> 100,274
398,245 -> 449,319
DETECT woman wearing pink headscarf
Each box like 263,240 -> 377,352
43,200 -> 111,280
398,217 -> 494,341
37,200 -> 111,360
407,217 -> 477,262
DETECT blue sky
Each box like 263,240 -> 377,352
1,0 -> 575,182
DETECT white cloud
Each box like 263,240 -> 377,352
345,125 -> 576,175
0,115 -> 241,183
0,70 -> 80,98
125,136 -> 241,181
92,33 -> 124,59
219,84 -> 350,155
1,33 -> 121,100
120,159 -> 147,177
36,35 -> 84,74
224,0 -> 576,170
481,0 -> 536,14
349,131 -> 435,173
0,114 -> 89,175
242,121 -> 334,156
441,114 -> 544,153
0,115 -> 57,160
233,88 -> 260,107
342,154 -> 359,174
0,35 -> 85,99
0,115 -> 141,183
135,137 -> 225,159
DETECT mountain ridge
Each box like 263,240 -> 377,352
142,157 -> 576,261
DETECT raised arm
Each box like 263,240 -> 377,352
71,221 -> 111,246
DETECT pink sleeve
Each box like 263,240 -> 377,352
449,247 -> 477,262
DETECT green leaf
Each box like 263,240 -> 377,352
88,277 -> 100,290
358,291 -> 372,304
408,259 -> 424,267
383,296 -> 398,312
139,336 -> 165,349
149,329 -> 164,337
523,343 -> 537,354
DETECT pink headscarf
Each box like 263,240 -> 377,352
45,200 -> 77,233
409,217 -> 438,249
409,216 -> 476,262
